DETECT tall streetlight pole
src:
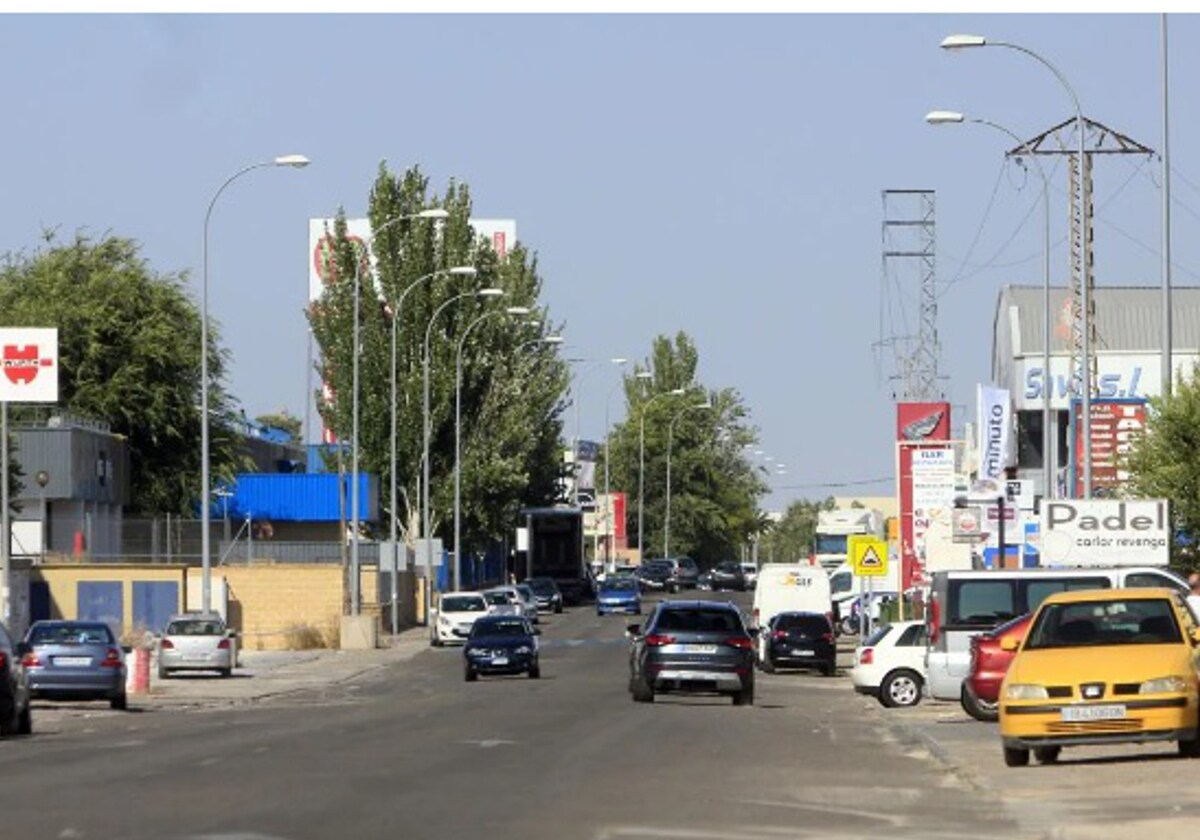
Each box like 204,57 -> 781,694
664,400 -> 712,559
926,110 -> 1054,500
422,287 -> 505,595
201,154 -> 309,616
453,306 -> 531,591
637,387 -> 685,561
941,34 -> 1091,497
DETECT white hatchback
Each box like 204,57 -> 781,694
850,620 -> 928,708
431,592 -> 490,646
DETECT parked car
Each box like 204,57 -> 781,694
663,556 -> 701,591
482,588 -> 521,616
597,576 -> 642,616
431,592 -> 490,646
1000,587 -> 1200,767
710,561 -> 747,592
485,586 -> 539,623
759,611 -> 836,676
514,584 -> 541,624
696,571 -> 714,591
627,600 -> 755,706
23,620 -> 127,710
463,615 -> 541,681
961,613 -> 1032,722
526,577 -> 564,614
158,613 -> 236,678
637,560 -> 673,593
0,621 -> 31,736
741,563 -> 759,590
850,620 -> 928,708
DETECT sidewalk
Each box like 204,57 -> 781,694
134,624 -> 430,710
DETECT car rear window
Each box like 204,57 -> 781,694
654,608 -> 743,633
776,614 -> 830,633
29,624 -> 113,645
166,620 -> 224,636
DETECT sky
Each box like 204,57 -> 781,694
0,12 -> 1196,511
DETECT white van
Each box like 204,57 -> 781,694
751,564 -> 832,663
925,565 -> 1198,702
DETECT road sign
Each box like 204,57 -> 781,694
849,535 -> 888,577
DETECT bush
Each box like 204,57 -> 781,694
283,623 -> 327,650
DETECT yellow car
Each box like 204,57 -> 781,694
999,587 -> 1200,767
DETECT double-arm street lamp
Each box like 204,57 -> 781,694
637,387 -> 685,560
201,154 -> 309,616
422,287 -> 505,590
664,400 -> 712,559
941,33 -> 1090,497
453,305 -> 531,591
926,110 -> 1053,501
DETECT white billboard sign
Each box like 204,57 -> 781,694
470,218 -> 517,261
976,384 -> 1012,482
0,328 -> 59,403
1039,499 -> 1170,567
308,217 -> 374,303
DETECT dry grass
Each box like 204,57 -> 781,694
283,623 -> 328,650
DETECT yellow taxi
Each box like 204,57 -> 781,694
999,587 -> 1200,767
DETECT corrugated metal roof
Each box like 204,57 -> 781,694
1001,285 -> 1200,354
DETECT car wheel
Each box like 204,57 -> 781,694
880,669 -> 923,708
961,683 -> 999,722
0,703 -> 17,736
631,676 -> 655,703
17,702 -> 31,736
1034,746 -> 1061,764
528,664 -> 541,679
1179,736 -> 1200,758
733,683 -> 755,706
820,662 -> 837,677
111,692 -> 127,711
555,604 -> 563,614
760,656 -> 776,674
157,661 -> 169,680
219,668 -> 232,679
1004,746 -> 1030,767
464,663 -> 477,682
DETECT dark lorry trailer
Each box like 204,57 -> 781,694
518,507 -> 592,606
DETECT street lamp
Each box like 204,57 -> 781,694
926,109 -> 1054,500
201,154 -> 309,616
453,305 -> 531,591
664,400 -> 712,558
422,287 -> 505,597
941,34 -> 1090,496
637,387 -> 685,560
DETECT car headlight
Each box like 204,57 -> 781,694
515,646 -> 532,655
439,616 -> 451,626
1140,676 -> 1189,694
1005,684 -> 1050,700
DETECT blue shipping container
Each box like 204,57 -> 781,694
225,473 -> 378,522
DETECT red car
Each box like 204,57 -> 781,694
961,613 -> 1031,722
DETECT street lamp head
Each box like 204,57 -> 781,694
635,371 -> 653,380
417,208 -> 450,220
542,335 -> 565,345
669,388 -> 685,396
477,288 -> 505,298
611,357 -> 629,365
940,34 -> 987,49
273,154 -> 311,168
449,266 -> 478,276
505,306 -> 532,316
925,110 -> 965,125
694,400 -> 713,410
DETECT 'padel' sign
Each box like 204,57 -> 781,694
0,328 -> 58,403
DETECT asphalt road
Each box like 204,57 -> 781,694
1,590 -> 1195,839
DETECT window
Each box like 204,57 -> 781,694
655,609 -> 741,633
815,534 -> 847,555
1023,578 -> 1108,613
776,614 -> 830,634
1125,571 -> 1188,596
897,625 -> 928,647
949,581 -> 1017,626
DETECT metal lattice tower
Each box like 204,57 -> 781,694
881,189 -> 942,401
1010,117 -> 1153,398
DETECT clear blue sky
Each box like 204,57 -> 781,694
1,13 -> 1195,510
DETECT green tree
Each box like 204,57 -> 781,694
255,411 -> 302,442
604,332 -> 765,568
0,232 -> 239,514
759,497 -> 837,564
1125,366 -> 1200,568
307,165 -> 569,556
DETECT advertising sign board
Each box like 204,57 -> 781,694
1069,398 -> 1147,498
896,403 -> 952,591
0,328 -> 59,403
1039,499 -> 1170,567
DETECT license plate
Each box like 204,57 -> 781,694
54,656 -> 91,667
680,644 -> 717,654
1062,704 -> 1127,722
183,655 -> 209,662
794,650 -> 815,657
491,656 -> 509,666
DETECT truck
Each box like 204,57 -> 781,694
517,507 -> 591,606
813,508 -> 885,574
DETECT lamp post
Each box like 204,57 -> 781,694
422,287 -> 505,597
637,387 -> 685,560
941,34 -> 1090,497
453,306 -> 530,591
926,110 -> 1053,500
201,154 -> 309,616
664,400 -> 712,559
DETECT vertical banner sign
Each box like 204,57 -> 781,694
976,384 -> 1012,482
1070,398 -> 1147,498
910,446 -> 956,580
0,328 -> 59,403
896,402 -> 951,592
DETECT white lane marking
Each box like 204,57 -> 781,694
110,739 -> 146,748
58,829 -> 85,839
457,738 -> 516,748
198,757 -> 221,767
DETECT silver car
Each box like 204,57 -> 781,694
484,586 -> 538,623
23,620 -> 127,710
158,613 -> 236,678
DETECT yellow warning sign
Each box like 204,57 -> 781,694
849,535 -> 888,577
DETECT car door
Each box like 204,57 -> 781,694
895,623 -> 929,675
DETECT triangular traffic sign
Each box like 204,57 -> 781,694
860,546 -> 883,568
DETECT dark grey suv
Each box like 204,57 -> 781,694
627,600 -> 755,706
0,621 -> 32,737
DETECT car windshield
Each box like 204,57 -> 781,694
716,562 -> 740,573
604,578 -> 637,592
516,586 -> 534,600
483,591 -> 511,605
166,619 -> 224,636
1025,598 -> 1181,650
28,624 -> 113,646
528,579 -> 556,595
654,608 -> 743,633
441,596 -> 486,613
775,614 -> 830,633
472,620 -> 529,638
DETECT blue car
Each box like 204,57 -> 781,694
597,576 -> 642,616
463,616 -> 540,681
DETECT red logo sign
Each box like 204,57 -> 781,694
3,344 -> 54,386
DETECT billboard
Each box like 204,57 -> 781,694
0,328 -> 59,403
1040,499 -> 1170,567
896,402 -> 951,591
976,385 -> 1012,482
1069,398 -> 1147,498
470,219 -> 517,261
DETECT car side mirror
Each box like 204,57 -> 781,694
999,637 -> 1021,652
626,624 -> 641,638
